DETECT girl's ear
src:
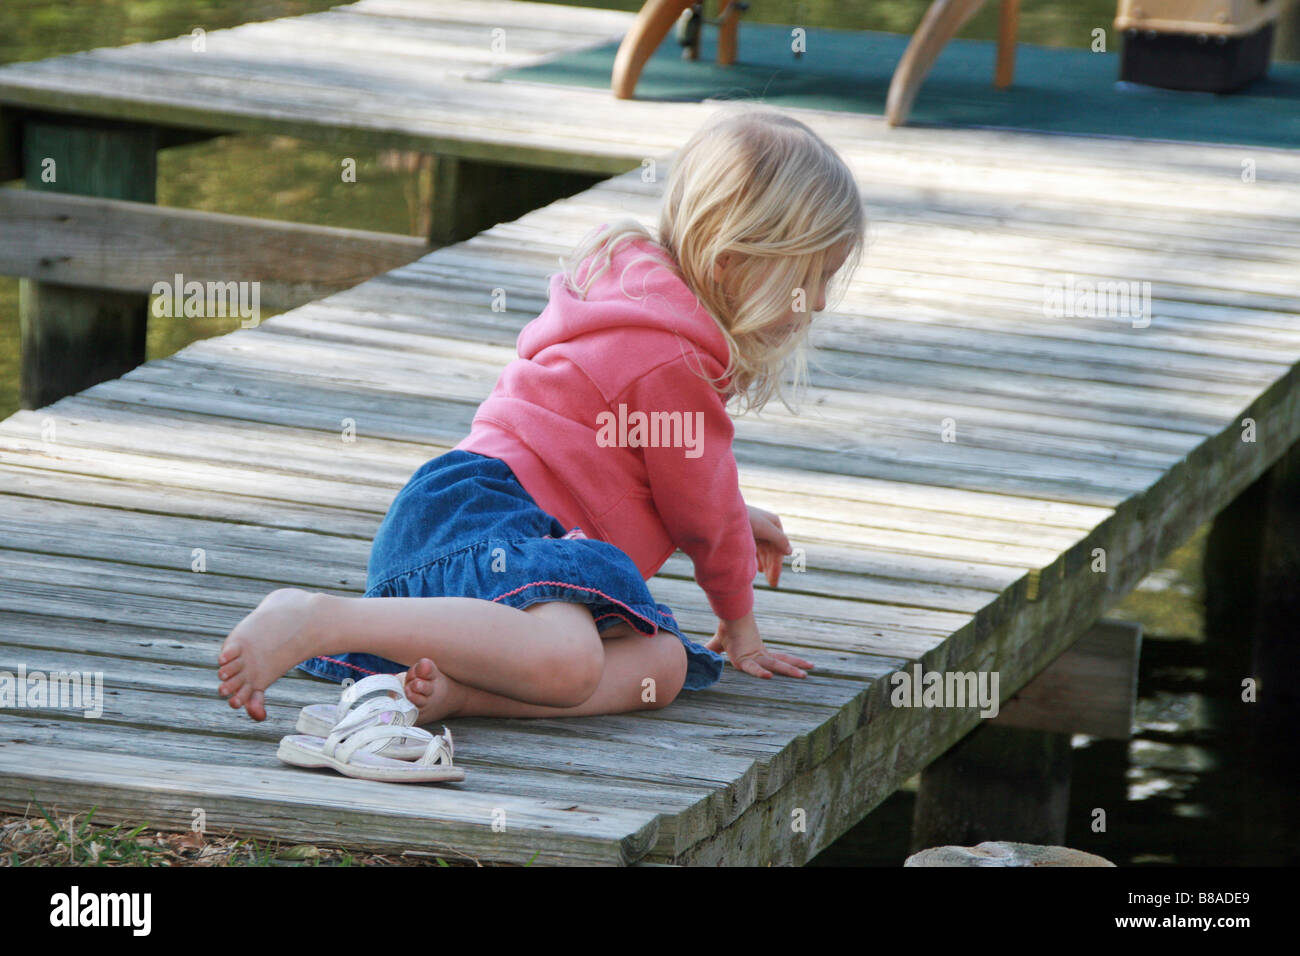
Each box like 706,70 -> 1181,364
712,252 -> 733,284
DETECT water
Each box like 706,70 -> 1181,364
1,0 -> 1295,866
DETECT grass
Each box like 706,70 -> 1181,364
0,799 -> 496,867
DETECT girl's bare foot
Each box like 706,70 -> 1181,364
217,588 -> 327,721
403,657 -> 466,724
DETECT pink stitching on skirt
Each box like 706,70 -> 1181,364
492,578 -> 659,635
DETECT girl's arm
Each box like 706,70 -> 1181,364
621,356 -> 757,620
617,352 -> 811,678
709,506 -> 811,678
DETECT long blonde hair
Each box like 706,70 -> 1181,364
559,104 -> 866,415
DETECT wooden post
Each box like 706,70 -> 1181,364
1204,436 -> 1300,770
908,618 -> 1138,851
20,117 -> 156,409
1275,0 -> 1300,63
717,2 -> 742,66
994,0 -> 1020,89
911,724 -> 1072,851
0,109 -> 20,182
429,155 -> 602,246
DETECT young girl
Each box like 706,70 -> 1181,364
217,104 -> 865,727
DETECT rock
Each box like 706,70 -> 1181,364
904,841 -> 1115,867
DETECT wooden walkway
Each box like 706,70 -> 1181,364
2,1 -> 1300,865
0,0 -> 690,175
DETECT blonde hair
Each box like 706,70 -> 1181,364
559,104 -> 866,415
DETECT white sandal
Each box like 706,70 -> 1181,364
277,695 -> 464,783
297,673 -> 430,759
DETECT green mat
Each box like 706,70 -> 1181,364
499,22 -> 1300,149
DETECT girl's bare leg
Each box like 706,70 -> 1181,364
402,626 -> 688,721
217,587 -> 670,721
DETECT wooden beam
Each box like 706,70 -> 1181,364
0,744 -> 661,867
911,724 -> 1072,850
1,111 -> 214,180
429,154 -> 603,245
1205,435 -> 1300,769
994,0 -> 1020,89
20,117 -> 156,410
0,109 -> 18,182
717,2 -> 743,66
991,618 -> 1141,740
0,187 -> 430,309
908,617 -> 1139,850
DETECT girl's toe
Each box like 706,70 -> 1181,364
218,659 -> 245,681
247,690 -> 267,722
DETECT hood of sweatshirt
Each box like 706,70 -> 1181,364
516,231 -> 734,392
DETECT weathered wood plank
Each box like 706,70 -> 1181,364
0,512 -> 962,667
86,335 -> 1174,503
0,460 -> 1026,616
0,56 -> 674,172
0,743 -> 660,866
0,188 -> 429,308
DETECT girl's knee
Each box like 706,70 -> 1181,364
560,637 -> 604,706
643,632 -> 687,709
531,602 -> 604,706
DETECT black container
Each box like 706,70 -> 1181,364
1120,21 -> 1274,92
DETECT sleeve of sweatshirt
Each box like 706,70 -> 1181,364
619,356 -> 757,621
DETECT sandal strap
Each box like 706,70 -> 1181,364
331,694 -> 417,739
415,726 -> 455,768
323,698 -> 433,760
328,720 -> 437,765
334,673 -> 407,722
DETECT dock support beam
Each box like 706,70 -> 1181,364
1204,435 -> 1300,771
20,118 -> 157,409
911,725 -> 1072,850
429,155 -> 602,245
908,618 -> 1139,851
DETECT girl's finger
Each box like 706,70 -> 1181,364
773,652 -> 814,670
740,658 -> 772,679
763,657 -> 806,678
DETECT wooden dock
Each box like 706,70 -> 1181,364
0,0 -> 700,406
2,1 -> 1300,865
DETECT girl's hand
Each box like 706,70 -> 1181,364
747,504 -> 792,588
706,611 -> 813,680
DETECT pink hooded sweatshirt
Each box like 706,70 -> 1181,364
453,228 -> 757,621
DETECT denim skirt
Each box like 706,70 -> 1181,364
296,449 -> 726,692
